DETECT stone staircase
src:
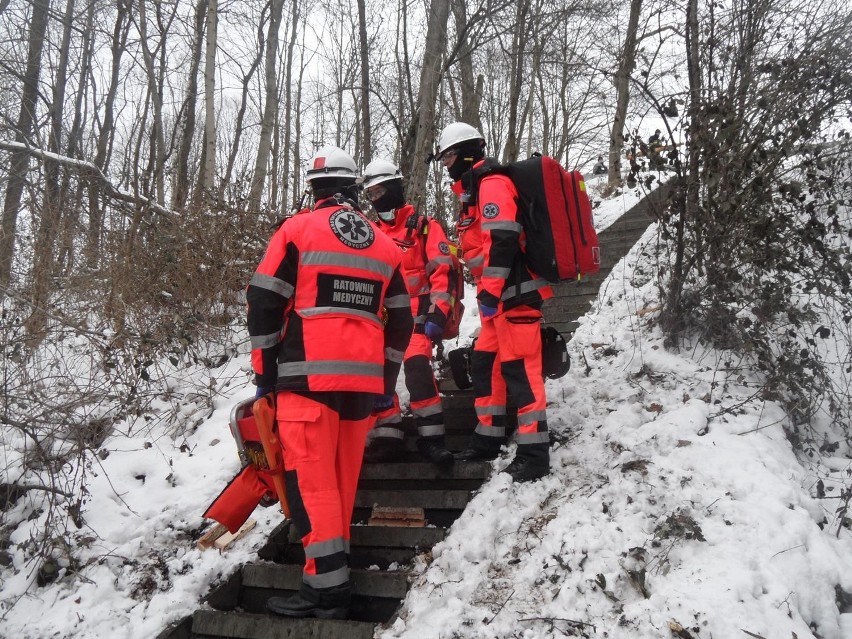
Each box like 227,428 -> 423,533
157,184 -> 669,639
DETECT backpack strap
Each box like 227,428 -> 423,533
462,157 -> 502,207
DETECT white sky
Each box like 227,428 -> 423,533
0,180 -> 850,638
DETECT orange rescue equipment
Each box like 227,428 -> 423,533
252,394 -> 290,518
202,395 -> 289,533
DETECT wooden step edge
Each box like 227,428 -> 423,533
192,609 -> 376,639
355,489 -> 472,510
285,523 -> 446,547
242,562 -> 409,599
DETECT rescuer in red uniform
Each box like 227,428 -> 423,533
436,123 -> 552,482
247,145 -> 413,619
359,159 -> 456,468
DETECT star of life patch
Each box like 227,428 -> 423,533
330,209 -> 375,249
439,241 -> 450,255
482,203 -> 499,219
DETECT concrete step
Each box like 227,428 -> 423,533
191,609 -> 376,639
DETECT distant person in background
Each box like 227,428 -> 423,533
247,145 -> 412,620
359,158 -> 455,468
647,129 -> 665,168
648,129 -> 663,149
592,155 -> 607,175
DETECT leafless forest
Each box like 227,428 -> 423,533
0,0 -> 851,582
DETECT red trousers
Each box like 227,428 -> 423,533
471,306 -> 549,460
276,391 -> 374,594
371,332 -> 444,441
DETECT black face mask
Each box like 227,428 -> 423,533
446,141 -> 485,181
370,179 -> 405,218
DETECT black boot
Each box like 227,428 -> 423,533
454,447 -> 500,461
416,438 -> 454,468
266,593 -> 349,619
363,437 -> 405,463
503,456 -> 549,482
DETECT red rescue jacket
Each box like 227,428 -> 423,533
247,199 -> 413,394
376,204 -> 455,331
453,161 -> 552,316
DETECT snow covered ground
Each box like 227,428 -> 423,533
1,183 -> 850,638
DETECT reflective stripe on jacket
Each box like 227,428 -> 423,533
247,201 -> 413,393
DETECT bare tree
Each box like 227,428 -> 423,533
607,0 -> 642,188
280,0 -> 301,212
131,0 -> 175,206
249,0 -> 285,210
356,0 -> 372,162
402,0 -> 451,209
201,0 -> 218,197
86,0 -> 130,269
173,0 -> 208,210
450,0 -> 482,129
0,0 -> 51,296
27,0 -> 77,334
57,0 -> 97,273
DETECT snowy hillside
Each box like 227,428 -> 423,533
0,185 -> 850,639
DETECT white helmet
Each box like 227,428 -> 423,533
360,159 -> 403,190
305,145 -> 358,183
436,122 -> 484,159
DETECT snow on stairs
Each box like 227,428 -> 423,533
159,185 -> 670,639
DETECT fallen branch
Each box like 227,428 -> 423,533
486,589 -> 514,624
520,616 -> 597,630
0,139 -> 176,218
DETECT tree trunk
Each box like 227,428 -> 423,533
451,0 -> 482,129
607,0 -> 642,189
133,0 -> 170,206
173,0 -> 207,210
249,0 -> 284,210
662,0 -> 701,339
58,0 -> 96,274
202,0 -> 218,199
291,45 -> 306,212
357,0 -> 372,163
0,0 -> 51,296
281,0 -> 300,212
87,0 -> 128,270
502,0 -> 531,163
27,0 -> 75,334
402,0 -> 451,209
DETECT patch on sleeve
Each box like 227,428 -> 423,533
439,241 -> 450,255
482,203 -> 499,219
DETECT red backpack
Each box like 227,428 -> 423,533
473,155 -> 600,282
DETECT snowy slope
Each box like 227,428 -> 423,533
0,186 -> 849,639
